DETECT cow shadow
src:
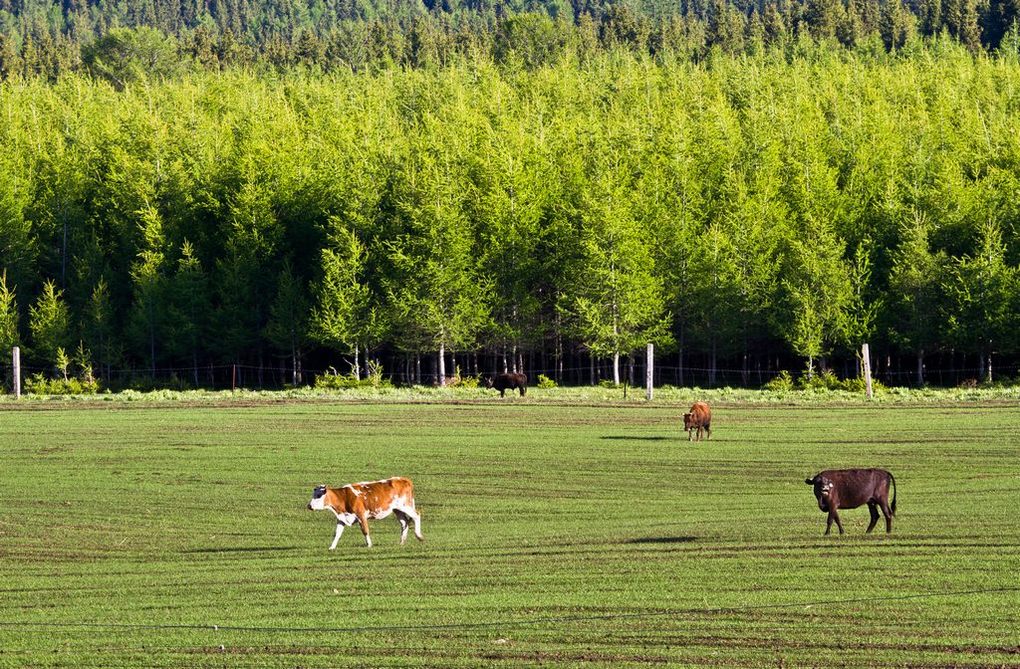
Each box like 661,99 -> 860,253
625,536 -> 697,545
601,436 -> 671,441
182,546 -> 299,554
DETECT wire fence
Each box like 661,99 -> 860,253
3,357 -> 1019,394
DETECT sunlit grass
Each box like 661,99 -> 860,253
1,402 -> 1017,667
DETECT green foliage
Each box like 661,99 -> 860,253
314,363 -> 392,390
537,373 -> 557,388
0,270 -> 18,353
82,27 -> 182,89
446,367 -> 480,388
763,370 -> 794,391
28,280 -> 69,370
794,368 -> 888,392
23,373 -> 100,395
0,47 -> 1018,390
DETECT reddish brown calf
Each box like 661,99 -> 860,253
683,402 -> 711,442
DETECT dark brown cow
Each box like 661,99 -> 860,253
486,372 -> 527,397
805,468 -> 897,535
683,402 -> 711,441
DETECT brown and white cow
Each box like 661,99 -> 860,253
805,468 -> 897,535
683,401 -> 712,442
307,477 -> 423,550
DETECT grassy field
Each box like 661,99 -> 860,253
1,399 -> 1018,667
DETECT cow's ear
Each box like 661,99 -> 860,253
805,477 -> 815,485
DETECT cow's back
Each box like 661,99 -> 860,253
351,477 -> 416,513
690,401 -> 711,426
824,468 -> 892,509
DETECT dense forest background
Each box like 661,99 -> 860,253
2,0 -> 1020,80
1,0 -> 1020,390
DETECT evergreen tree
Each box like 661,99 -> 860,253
85,277 -> 115,383
29,279 -> 70,373
887,214 -> 947,385
0,271 -> 18,372
942,221 -> 1018,383
267,260 -> 311,386
166,241 -> 209,386
310,227 -> 370,377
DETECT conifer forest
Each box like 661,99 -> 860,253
1,0 -> 1020,390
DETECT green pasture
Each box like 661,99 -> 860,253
0,400 -> 1018,667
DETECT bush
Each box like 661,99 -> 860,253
537,374 -> 557,389
597,379 -> 619,388
763,370 -> 793,391
797,369 -> 840,390
445,366 -> 480,388
24,373 -> 100,395
315,369 -> 363,390
314,364 -> 392,390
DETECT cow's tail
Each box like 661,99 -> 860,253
889,471 -> 897,516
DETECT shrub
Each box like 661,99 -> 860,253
537,374 -> 557,389
315,364 -> 392,390
444,366 -> 480,388
24,373 -> 100,395
763,370 -> 793,391
797,369 -> 840,390
315,368 -> 362,390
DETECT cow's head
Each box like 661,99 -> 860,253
307,485 -> 328,511
805,475 -> 834,512
484,377 -> 494,388
682,413 -> 693,430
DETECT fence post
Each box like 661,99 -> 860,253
12,346 -> 20,399
861,343 -> 873,400
646,343 -> 654,401
232,363 -> 237,392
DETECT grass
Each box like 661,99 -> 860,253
4,381 -> 1020,406
0,400 -> 1018,667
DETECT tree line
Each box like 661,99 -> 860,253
2,0 -> 1020,83
1,43 -> 1019,391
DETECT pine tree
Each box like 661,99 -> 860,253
0,272 -> 18,377
29,280 -> 70,374
887,213 -> 947,385
268,260 -> 311,386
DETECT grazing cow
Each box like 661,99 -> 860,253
683,401 -> 712,442
307,477 -> 423,550
805,468 -> 897,535
485,372 -> 527,397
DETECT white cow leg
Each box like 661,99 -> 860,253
329,523 -> 345,550
405,508 -> 423,541
397,512 -> 410,545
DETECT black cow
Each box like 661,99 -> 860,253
805,468 -> 897,535
485,372 -> 527,397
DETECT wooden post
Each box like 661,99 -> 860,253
12,346 -> 20,399
646,343 -> 653,401
861,343 -> 873,400
232,363 -> 237,392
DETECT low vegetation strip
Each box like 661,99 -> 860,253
0,403 -> 1017,667
2,384 -> 1020,408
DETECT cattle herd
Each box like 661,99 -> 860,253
307,399 -> 898,549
